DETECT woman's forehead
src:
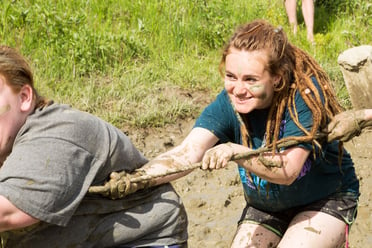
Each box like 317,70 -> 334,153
225,49 -> 268,73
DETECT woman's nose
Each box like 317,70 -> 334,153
234,80 -> 248,95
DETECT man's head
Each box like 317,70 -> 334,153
0,46 -> 42,164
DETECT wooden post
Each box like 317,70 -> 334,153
338,45 -> 372,109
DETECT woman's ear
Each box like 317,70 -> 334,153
19,84 -> 34,112
273,75 -> 281,86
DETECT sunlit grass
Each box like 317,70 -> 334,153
1,0 -> 370,128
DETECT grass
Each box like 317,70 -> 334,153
1,0 -> 371,129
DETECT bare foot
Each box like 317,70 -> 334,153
307,32 -> 314,45
292,24 -> 298,36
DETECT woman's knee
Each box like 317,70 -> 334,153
279,211 -> 346,248
231,222 -> 281,248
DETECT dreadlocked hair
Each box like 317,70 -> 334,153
219,20 -> 344,152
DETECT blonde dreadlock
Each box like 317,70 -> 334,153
219,20 -> 343,152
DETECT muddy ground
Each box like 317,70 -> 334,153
127,101 -> 372,248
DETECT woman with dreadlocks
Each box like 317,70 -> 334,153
99,19 -> 359,247
192,19 -> 360,247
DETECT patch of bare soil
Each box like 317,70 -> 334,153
344,130 -> 372,248
125,91 -> 372,248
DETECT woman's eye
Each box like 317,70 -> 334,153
226,74 -> 236,80
244,77 -> 256,83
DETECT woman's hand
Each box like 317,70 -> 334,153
201,143 -> 236,170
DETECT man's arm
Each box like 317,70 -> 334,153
0,195 -> 39,232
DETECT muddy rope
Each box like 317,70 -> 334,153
88,137 -> 323,196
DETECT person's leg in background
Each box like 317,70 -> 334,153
285,0 -> 315,43
301,0 -> 314,43
284,0 -> 298,35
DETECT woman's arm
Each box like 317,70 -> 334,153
89,127 -> 220,199
0,195 -> 39,232
238,146 -> 310,185
142,127 -> 219,185
202,142 -> 310,185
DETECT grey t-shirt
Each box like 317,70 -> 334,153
0,103 -> 187,247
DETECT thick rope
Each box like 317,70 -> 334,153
88,137 -> 323,195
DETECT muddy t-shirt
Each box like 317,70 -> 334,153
194,79 -> 359,212
0,103 -> 187,247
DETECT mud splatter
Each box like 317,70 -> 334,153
304,226 -> 321,234
0,104 -> 10,116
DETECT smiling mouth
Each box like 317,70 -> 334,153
234,95 -> 253,103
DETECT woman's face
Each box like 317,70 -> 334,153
224,48 -> 279,114
0,75 -> 32,164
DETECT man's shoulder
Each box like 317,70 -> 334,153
22,103 -> 119,145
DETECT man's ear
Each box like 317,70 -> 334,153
19,84 -> 34,112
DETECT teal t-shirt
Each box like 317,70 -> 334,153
194,80 -> 359,212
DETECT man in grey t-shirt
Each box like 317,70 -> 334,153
0,46 -> 187,247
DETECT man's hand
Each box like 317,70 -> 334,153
326,109 -> 369,142
88,170 -> 156,200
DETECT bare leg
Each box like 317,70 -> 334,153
284,0 -> 298,35
278,211 -> 346,248
230,222 -> 281,248
302,0 -> 314,42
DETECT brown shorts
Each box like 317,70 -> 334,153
238,192 -> 359,237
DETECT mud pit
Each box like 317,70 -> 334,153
128,115 -> 372,248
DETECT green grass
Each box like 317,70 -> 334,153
1,0 -> 371,128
